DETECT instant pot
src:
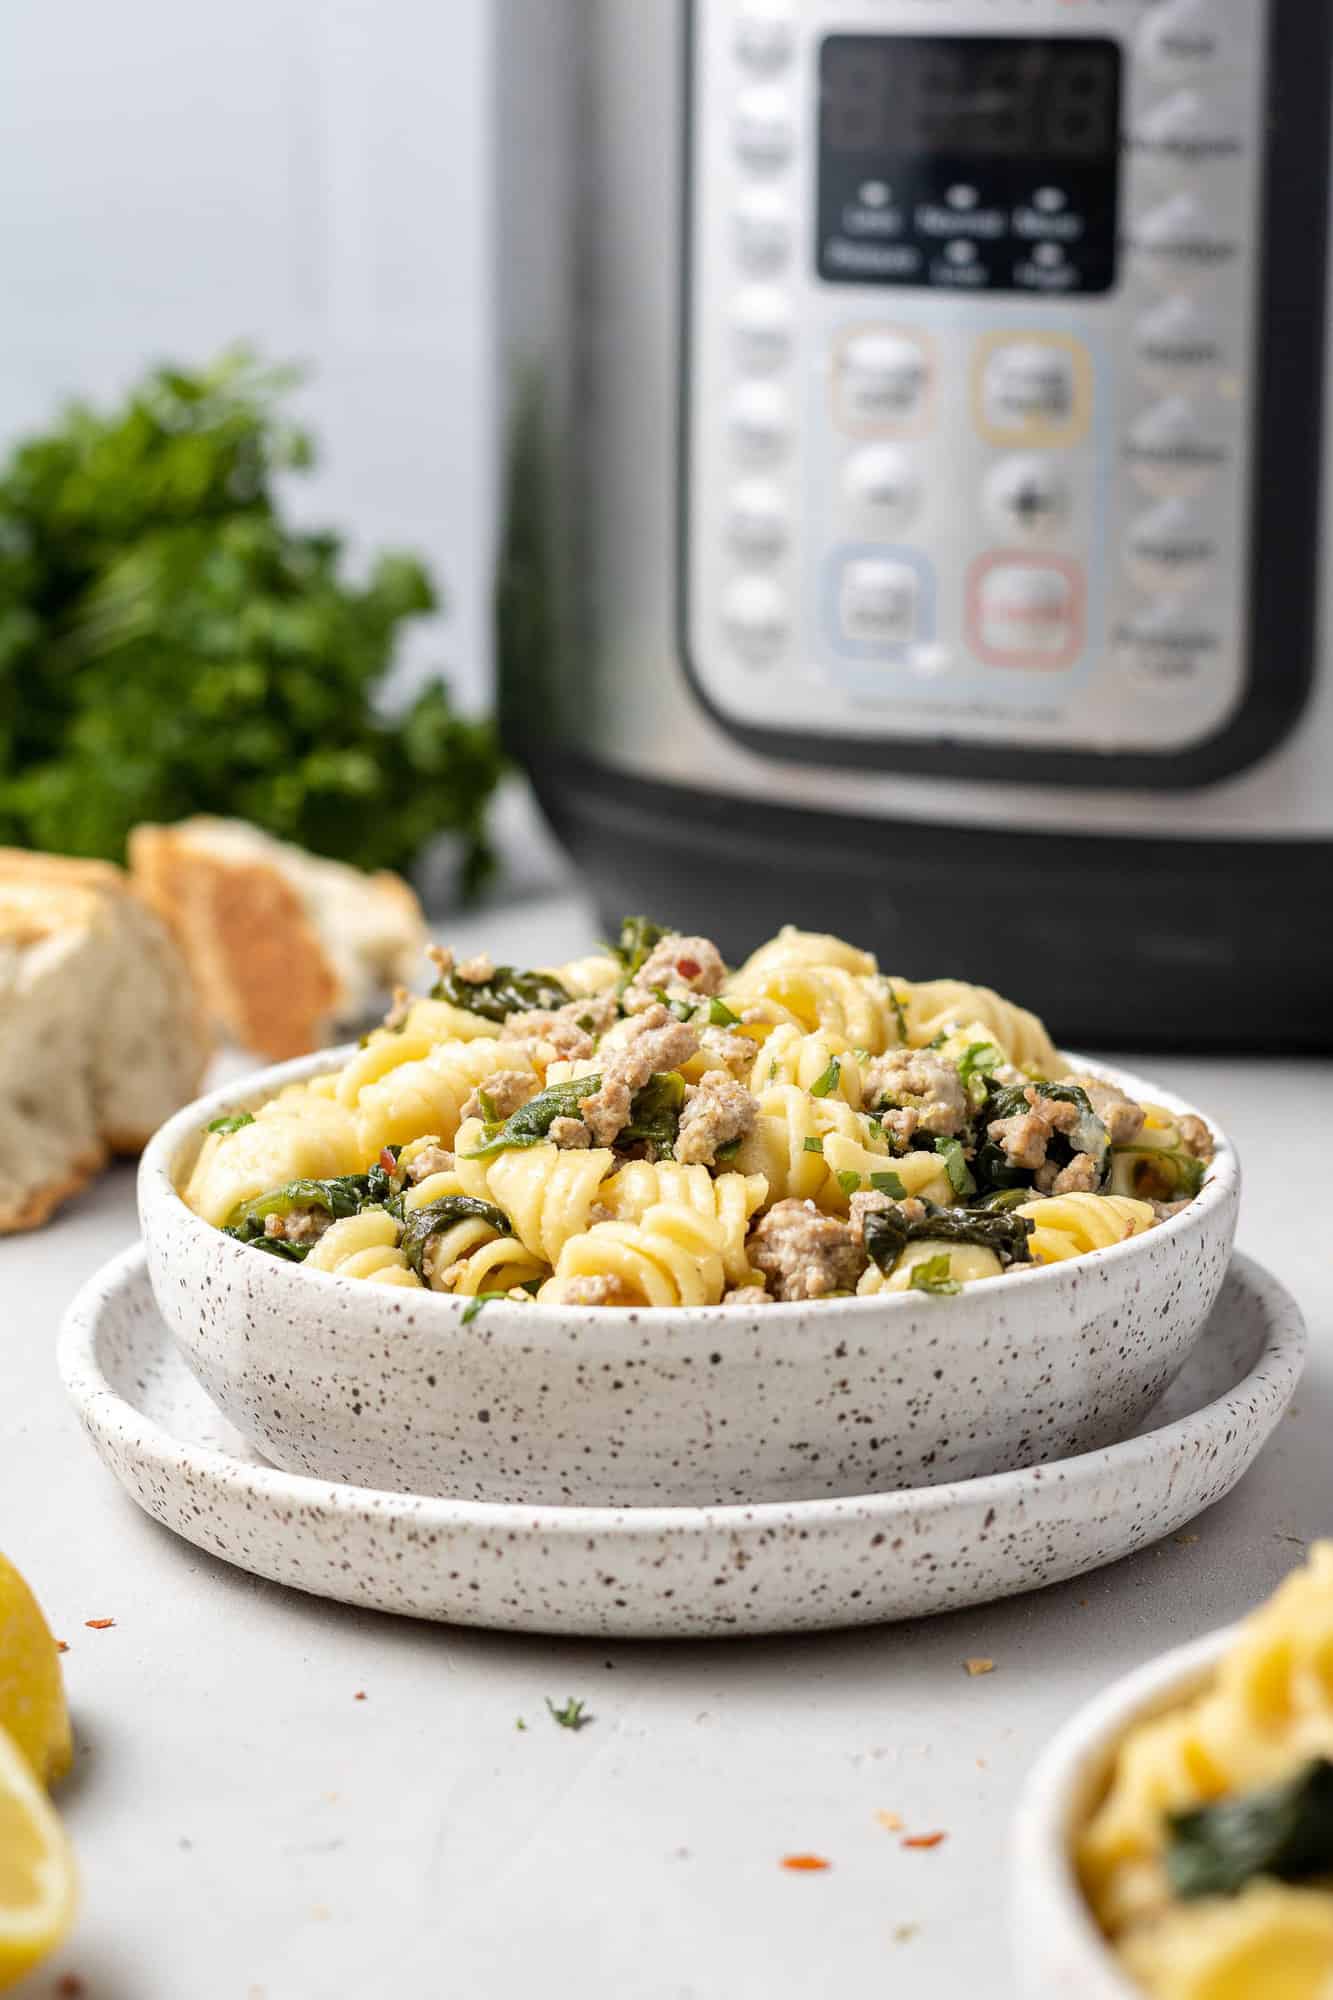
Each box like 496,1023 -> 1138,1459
494,0 -> 1333,1050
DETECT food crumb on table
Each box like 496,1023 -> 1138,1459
902,1831 -> 948,1850
84,1617 -> 114,1630
964,1657 -> 995,1676
781,1854 -> 831,1872
875,1809 -> 904,1831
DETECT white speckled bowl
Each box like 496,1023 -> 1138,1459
139,1052 -> 1239,1507
1011,1625 -> 1234,1999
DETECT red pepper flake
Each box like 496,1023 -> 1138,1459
781,1854 -> 831,1872
56,1977 -> 86,1998
353,1690 -> 367,1702
84,1618 -> 115,1630
676,958 -> 701,980
902,1832 -> 947,1851
378,1147 -> 397,1176
56,1640 -> 69,1653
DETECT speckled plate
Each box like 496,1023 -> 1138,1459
60,1247 -> 1303,1639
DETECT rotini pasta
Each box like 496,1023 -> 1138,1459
1017,1193 -> 1157,1264
1078,1547 -> 1333,2000
904,979 -> 1066,1076
598,1161 -> 768,1287
540,1204 -> 727,1307
305,1210 -> 421,1288
195,914 -> 1213,1309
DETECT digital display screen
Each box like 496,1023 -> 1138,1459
817,36 -> 1122,294
822,38 -> 1119,161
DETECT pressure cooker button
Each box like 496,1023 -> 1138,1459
734,8 -> 794,73
722,577 -> 788,664
1116,605 -> 1221,694
1129,86 -> 1244,167
734,188 -> 792,273
727,481 -> 788,562
834,331 -> 931,430
1126,498 -> 1217,595
842,446 -> 921,531
1125,192 -> 1238,272
734,87 -> 794,171
1138,0 -> 1232,76
838,559 -> 920,649
729,381 -> 791,462
1134,295 -> 1225,392
1124,397 -> 1228,499
971,559 -> 1082,668
984,455 -> 1070,539
980,341 -> 1081,441
732,287 -> 792,373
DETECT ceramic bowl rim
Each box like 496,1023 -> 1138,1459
1011,1624 -> 1238,1996
139,1047 -> 1239,1324
63,1246 -> 1301,1534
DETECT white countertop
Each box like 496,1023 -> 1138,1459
4,889 -> 1330,2000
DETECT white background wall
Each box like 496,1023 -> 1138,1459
0,0 -> 496,706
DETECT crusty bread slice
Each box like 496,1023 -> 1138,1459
0,884 -> 112,1231
128,818 -> 428,1059
0,848 -> 211,1154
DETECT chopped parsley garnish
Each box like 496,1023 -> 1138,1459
708,997 -> 742,1028
836,1169 -> 862,1198
802,1136 -> 825,1156
869,1171 -> 908,1200
206,1111 -> 255,1135
609,915 -> 672,986
546,1695 -> 592,1732
956,1041 -> 1002,1106
715,1138 -> 742,1164
810,1057 -> 841,1099
886,985 -> 910,1044
908,1254 -> 961,1297
935,1137 -> 977,1199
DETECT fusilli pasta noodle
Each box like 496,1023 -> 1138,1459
193,913 -> 1213,1310
305,1210 -> 421,1288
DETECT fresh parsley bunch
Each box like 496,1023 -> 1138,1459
0,348 -> 502,889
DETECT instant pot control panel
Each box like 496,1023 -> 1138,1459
680,0 -> 1328,783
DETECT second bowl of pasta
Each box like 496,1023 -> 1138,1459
138,921 -> 1239,1506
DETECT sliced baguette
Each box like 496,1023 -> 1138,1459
0,884 -> 115,1231
0,848 -> 210,1154
129,818 -> 428,1059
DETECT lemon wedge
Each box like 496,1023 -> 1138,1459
0,1723 -> 77,1990
0,1554 -> 72,1788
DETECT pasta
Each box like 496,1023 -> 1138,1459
192,914 -> 1214,1308
1017,1194 -> 1157,1264
1078,1547 -> 1333,2000
305,1210 -> 421,1288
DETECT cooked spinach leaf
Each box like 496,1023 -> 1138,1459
399,1195 -> 513,1278
708,998 -> 742,1028
464,1075 -> 600,1159
863,1202 -> 1034,1276
430,964 -> 570,1024
618,1070 -> 686,1160
609,916 -> 673,984
869,1170 -> 908,1199
1110,1147 -> 1207,1204
1166,1760 -> 1333,1901
973,1081 -> 1109,1193
225,1174 -> 372,1238
956,1041 -> 1002,1107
